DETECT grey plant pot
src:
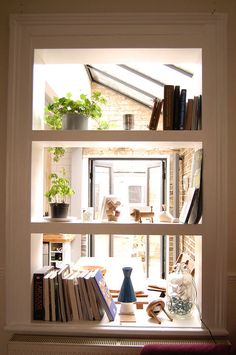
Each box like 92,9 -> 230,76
62,113 -> 88,130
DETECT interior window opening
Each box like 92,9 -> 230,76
36,48 -> 203,328
42,146 -> 201,286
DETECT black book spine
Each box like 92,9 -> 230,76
178,89 -> 187,130
173,86 -> 180,130
33,273 -> 45,320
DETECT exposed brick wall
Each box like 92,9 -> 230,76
91,82 -> 153,130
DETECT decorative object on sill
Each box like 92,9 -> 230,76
130,206 -> 154,223
146,299 -> 173,324
101,195 -> 121,222
118,267 -> 137,315
158,204 -> 178,223
123,114 -> 134,130
82,207 -> 94,222
166,262 -> 196,318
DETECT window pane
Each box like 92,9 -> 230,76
128,186 -> 142,203
93,234 -> 109,258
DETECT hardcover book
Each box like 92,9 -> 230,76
90,269 -> 117,321
148,98 -> 163,130
173,85 -> 180,130
49,269 -> 59,321
178,88 -> 187,130
66,271 -> 80,321
74,273 -> 83,320
84,271 -> 105,321
185,99 -> 193,130
43,270 -> 55,321
33,265 -> 54,320
77,270 -> 90,320
163,85 -> 174,130
56,264 -> 70,322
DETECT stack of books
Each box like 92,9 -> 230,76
33,265 -> 117,322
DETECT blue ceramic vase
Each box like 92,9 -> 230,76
118,267 -> 136,303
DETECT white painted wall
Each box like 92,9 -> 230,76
1,1 -> 236,353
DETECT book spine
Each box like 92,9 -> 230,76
197,95 -> 202,130
33,274 -> 45,320
178,89 -> 187,130
173,86 -> 180,130
67,277 -> 79,321
43,276 -> 50,321
49,275 -> 56,321
57,274 -> 67,322
185,99 -> 193,130
54,277 -> 61,321
148,98 -> 163,130
163,85 -> 174,130
192,96 -> 199,130
33,266 -> 54,320
80,275 -> 94,320
63,278 -> 72,321
74,279 -> 83,320
148,98 -> 158,130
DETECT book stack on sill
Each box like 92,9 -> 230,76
33,265 -> 117,322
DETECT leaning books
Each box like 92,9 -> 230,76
90,269 -> 117,321
148,98 -> 163,130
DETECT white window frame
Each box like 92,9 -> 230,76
6,13 -> 228,338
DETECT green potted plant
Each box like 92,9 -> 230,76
45,169 -> 75,219
48,146 -> 66,162
45,91 -> 108,130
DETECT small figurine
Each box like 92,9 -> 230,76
106,198 -> 121,221
130,206 -> 154,223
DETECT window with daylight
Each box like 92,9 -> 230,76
6,14 -> 227,340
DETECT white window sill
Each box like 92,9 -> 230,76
5,307 -> 211,338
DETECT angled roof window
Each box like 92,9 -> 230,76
86,63 -> 201,108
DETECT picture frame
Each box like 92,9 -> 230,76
179,187 -> 198,224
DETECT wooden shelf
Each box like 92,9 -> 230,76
31,220 -> 203,235
31,130 -> 203,149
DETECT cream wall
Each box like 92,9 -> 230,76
1,0 -> 236,352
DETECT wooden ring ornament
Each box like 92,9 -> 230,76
146,300 -> 173,324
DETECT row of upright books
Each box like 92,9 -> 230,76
148,85 -> 202,131
33,265 -> 117,322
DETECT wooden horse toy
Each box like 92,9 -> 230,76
130,206 -> 154,223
